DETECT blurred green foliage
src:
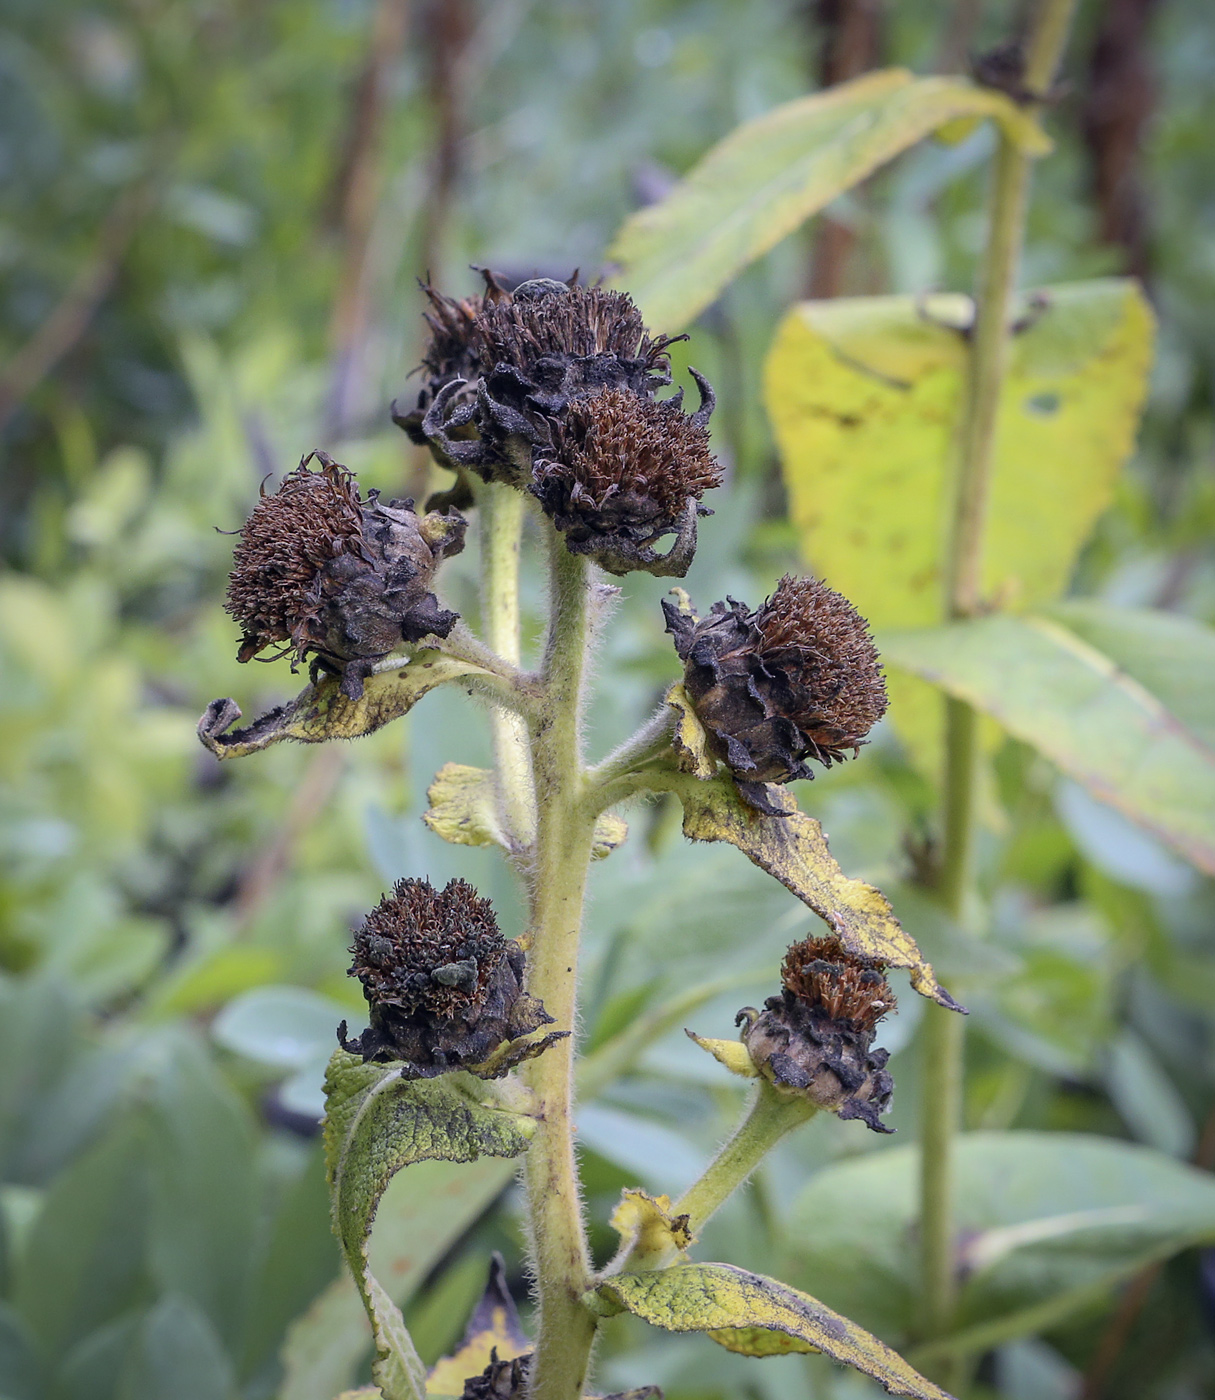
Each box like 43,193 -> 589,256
2,1 -> 1215,1397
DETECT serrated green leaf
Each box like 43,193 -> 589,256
590,1263 -> 949,1400
322,1053 -> 536,1400
879,613 -> 1215,874
766,280 -> 1154,769
612,70 -> 1048,330
198,651 -> 489,759
657,769 -> 959,1009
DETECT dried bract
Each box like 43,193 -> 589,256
531,383 -> 722,576
339,877 -> 563,1078
664,574 -> 887,795
224,451 -> 466,700
739,936 -> 896,1133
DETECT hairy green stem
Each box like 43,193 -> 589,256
584,705 -> 678,793
523,540 -> 599,1400
623,1080 -> 816,1273
480,484 -> 537,853
920,0 -> 1078,1376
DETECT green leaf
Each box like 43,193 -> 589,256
322,1052 -> 537,1400
1045,600 -> 1215,750
197,651 -> 489,760
425,763 -> 626,859
878,613 -> 1215,875
659,769 -> 960,1009
589,1263 -> 949,1400
116,1295 -> 237,1400
765,281 -> 1154,767
782,1131 -> 1215,1358
13,1115 -> 150,1358
611,70 -> 1048,330
279,1159 -> 515,1400
144,1037 -> 258,1355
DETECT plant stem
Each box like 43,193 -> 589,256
584,704 -> 678,795
480,483 -> 536,853
522,539 -> 599,1400
624,1081 -> 816,1273
919,0 -> 1077,1375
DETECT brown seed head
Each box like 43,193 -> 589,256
224,455 -> 364,657
350,877 -> 507,1021
535,388 -> 721,532
754,575 -> 887,755
474,283 -> 670,375
780,936 -> 896,1034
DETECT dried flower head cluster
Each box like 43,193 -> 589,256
739,936 -> 896,1133
664,574 -> 887,805
339,877 -> 562,1078
225,451 -> 467,699
400,273 -> 721,575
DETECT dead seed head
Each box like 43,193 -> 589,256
754,574 -> 888,755
780,936 -> 896,1033
350,876 -> 506,1020
535,387 -> 721,531
224,454 -> 363,658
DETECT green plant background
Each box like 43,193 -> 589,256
2,1 -> 1215,1397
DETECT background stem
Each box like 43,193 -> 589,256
919,0 -> 1078,1377
522,542 -> 599,1400
479,483 -> 536,852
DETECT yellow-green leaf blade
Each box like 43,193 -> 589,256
198,651 -> 487,759
665,771 -> 959,1009
323,1053 -> 537,1400
611,71 -> 1047,331
879,614 -> 1215,875
592,1263 -> 950,1400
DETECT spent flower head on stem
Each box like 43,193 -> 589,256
738,935 -> 897,1133
339,877 -> 564,1078
224,451 -> 467,699
664,573 -> 887,801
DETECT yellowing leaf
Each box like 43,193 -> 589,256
426,1255 -> 529,1397
198,651 -> 490,759
590,1263 -> 950,1400
666,681 -> 717,779
323,1053 -> 538,1400
611,70 -> 1047,331
425,763 -> 627,859
879,614 -> 1215,876
767,280 -> 1153,630
684,1031 -> 759,1079
610,1190 -> 696,1261
658,771 -> 960,1010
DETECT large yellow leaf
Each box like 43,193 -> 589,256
610,70 -> 1047,331
765,280 -> 1154,765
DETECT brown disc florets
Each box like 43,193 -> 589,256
739,936 -> 896,1133
664,574 -> 887,805
224,451 -> 467,700
339,877 -> 563,1078
530,387 -> 722,575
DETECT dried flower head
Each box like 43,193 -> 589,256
414,277 -> 689,492
224,451 -> 467,700
739,936 -> 896,1133
339,877 -> 564,1078
530,383 -> 721,576
664,574 -> 887,800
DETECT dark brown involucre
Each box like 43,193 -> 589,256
340,877 -> 561,1077
739,936 -> 896,1133
530,388 -> 722,574
664,574 -> 887,800
224,451 -> 466,699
